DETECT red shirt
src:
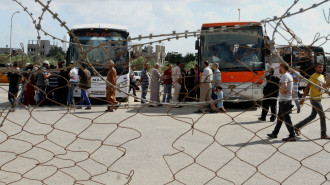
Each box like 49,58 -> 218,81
163,69 -> 172,84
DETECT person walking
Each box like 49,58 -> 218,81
149,63 -> 162,106
139,63 -> 150,104
294,63 -> 330,139
290,67 -> 301,113
194,61 -> 218,113
7,61 -> 22,111
172,61 -> 182,105
77,63 -> 92,110
106,60 -> 119,112
211,63 -> 221,100
129,65 -> 139,102
162,64 -> 172,104
258,68 -> 280,122
267,63 -> 296,142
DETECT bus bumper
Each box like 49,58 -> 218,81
221,82 -> 263,101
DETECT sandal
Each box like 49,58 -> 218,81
294,128 -> 301,136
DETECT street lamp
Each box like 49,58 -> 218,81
10,11 -> 20,63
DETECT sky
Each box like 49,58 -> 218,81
0,0 -> 329,55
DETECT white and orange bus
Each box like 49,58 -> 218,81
67,24 -> 130,101
196,22 -> 266,102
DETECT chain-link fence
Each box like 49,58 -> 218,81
0,0 -> 329,184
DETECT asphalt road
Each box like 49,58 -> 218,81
0,85 -> 329,185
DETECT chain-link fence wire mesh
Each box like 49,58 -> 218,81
0,0 -> 330,184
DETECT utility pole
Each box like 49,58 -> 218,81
238,8 -> 241,21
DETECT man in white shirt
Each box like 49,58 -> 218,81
267,63 -> 296,142
67,64 -> 79,107
195,61 -> 218,113
172,61 -> 182,104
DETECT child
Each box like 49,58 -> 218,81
215,86 -> 226,113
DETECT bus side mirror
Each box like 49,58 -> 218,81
66,47 -> 71,66
195,40 -> 199,50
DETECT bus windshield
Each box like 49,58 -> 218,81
293,47 -> 325,67
70,30 -> 129,75
201,26 -> 264,71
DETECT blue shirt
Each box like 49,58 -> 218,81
216,91 -> 224,108
290,72 -> 299,92
140,69 -> 149,86
212,69 -> 221,88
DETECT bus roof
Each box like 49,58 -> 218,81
72,24 -> 128,32
202,22 -> 261,28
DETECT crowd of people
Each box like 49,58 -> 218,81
6,60 -> 118,112
6,59 -> 330,141
129,61 -> 226,112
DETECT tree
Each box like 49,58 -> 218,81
183,53 -> 196,64
165,52 -> 183,64
47,46 -> 65,62
184,60 -> 198,71
131,56 -> 147,70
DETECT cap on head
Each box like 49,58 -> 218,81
43,60 -> 49,66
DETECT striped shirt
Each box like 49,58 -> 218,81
49,71 -> 59,88
140,69 -> 149,86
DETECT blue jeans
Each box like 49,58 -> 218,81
20,82 -> 25,103
272,101 -> 295,137
67,82 -> 77,105
295,100 -> 326,133
293,90 -> 300,109
141,84 -> 148,104
80,89 -> 91,106
162,84 -> 172,103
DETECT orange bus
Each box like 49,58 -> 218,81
195,22 -> 266,101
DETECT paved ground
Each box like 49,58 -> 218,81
0,84 -> 329,185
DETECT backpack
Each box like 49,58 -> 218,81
79,69 -> 91,89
